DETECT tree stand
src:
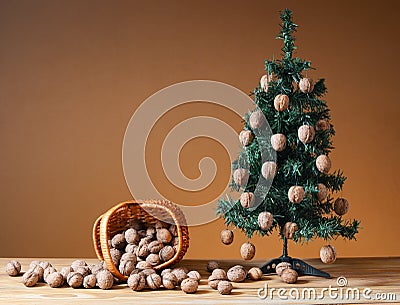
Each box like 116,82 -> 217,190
260,237 -> 331,278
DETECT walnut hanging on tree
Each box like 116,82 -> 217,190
274,94 -> 289,111
260,74 -> 272,92
240,192 -> 254,209
233,168 -> 249,187
316,154 -> 332,173
261,161 -> 277,180
257,211 -> 273,231
288,185 -> 305,203
220,229 -> 234,245
239,130 -> 253,146
298,125 -> 315,144
249,110 -> 265,129
240,242 -> 256,260
320,245 -> 336,264
299,77 -> 314,93
334,198 -> 349,216
316,119 -> 330,131
270,133 -> 287,152
283,222 -> 298,239
317,183 -> 328,202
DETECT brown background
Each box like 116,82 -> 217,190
1,0 -> 399,260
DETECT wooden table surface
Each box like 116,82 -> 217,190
0,257 -> 399,304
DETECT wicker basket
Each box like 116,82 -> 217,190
93,199 -> 189,281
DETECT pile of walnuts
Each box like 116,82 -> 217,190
5,259 -> 202,293
107,219 -> 179,276
6,259 -> 117,289
206,261 -> 263,295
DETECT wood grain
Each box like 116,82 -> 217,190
0,257 -> 399,304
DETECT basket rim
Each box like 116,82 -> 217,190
97,199 -> 188,280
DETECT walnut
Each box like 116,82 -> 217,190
258,211 -> 274,231
316,119 -> 330,131
74,266 -> 90,278
271,133 -> 287,152
159,245 -> 175,262
208,269 -> 227,289
240,192 -> 254,209
124,228 -> 140,245
146,226 -> 156,239
316,154 -> 331,173
283,222 -> 298,239
121,252 -> 137,263
110,248 -> 122,266
111,233 -> 126,250
148,240 -> 164,253
288,185 -> 305,203
162,272 -> 178,289
274,94 -> 289,111
30,265 -> 44,282
261,161 -> 277,180
275,262 -> 292,276
96,270 -> 114,290
127,273 -> 146,291
171,267 -> 188,284
136,261 -> 153,270
141,268 -> 156,277
89,263 -> 103,275
180,278 -> 198,294
240,242 -> 256,260
172,236 -> 179,247
187,270 -> 201,282
233,168 -> 249,187
22,270 -> 39,287
5,260 -> 21,276
43,266 -> 57,283
160,268 -> 172,277
137,229 -> 147,238
46,272 -> 64,288
83,274 -> 97,289
71,260 -> 86,270
334,198 -> 349,216
206,261 -> 220,273
168,225 -> 178,237
67,272 -> 83,288
39,261 -> 52,270
227,265 -> 247,282
157,228 -> 173,244
298,125 -> 315,144
146,253 -> 161,266
260,74 -> 271,92
299,77 -> 314,93
249,110 -> 265,129
29,260 -> 40,269
320,245 -> 336,264
60,266 -> 73,282
136,242 -> 150,258
155,220 -> 169,230
217,280 -> 233,295
220,229 -> 234,245
146,273 -> 162,290
119,260 -> 136,276
248,267 -> 263,280
125,244 -> 137,254
317,183 -> 328,201
281,268 -> 298,284
239,130 -> 254,146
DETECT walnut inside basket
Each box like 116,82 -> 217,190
93,200 -> 189,280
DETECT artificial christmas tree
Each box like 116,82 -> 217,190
217,9 -> 360,278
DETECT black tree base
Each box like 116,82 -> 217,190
260,255 -> 331,278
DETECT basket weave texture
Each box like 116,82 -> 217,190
93,199 -> 189,280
